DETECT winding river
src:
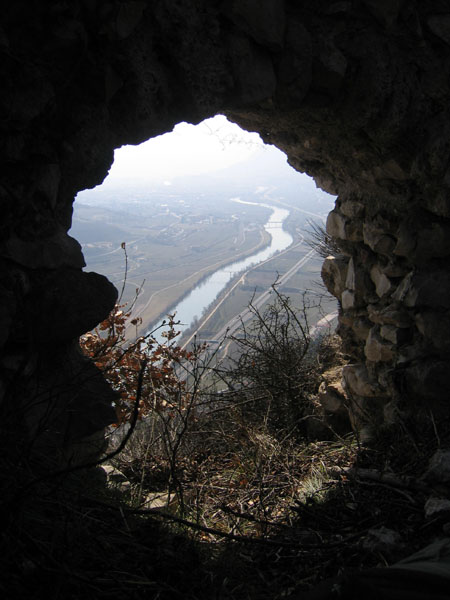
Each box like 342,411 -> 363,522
152,200 -> 293,342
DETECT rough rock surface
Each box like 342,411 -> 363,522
2,1 -> 450,458
424,450 -> 450,484
424,497 -> 450,519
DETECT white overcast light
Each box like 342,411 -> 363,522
105,115 -> 264,184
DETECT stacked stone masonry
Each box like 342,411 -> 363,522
2,1 -> 450,458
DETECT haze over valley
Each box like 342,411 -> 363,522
71,117 -> 337,344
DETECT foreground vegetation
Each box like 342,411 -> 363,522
2,289 -> 449,599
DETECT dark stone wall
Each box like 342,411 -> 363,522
2,0 -> 450,457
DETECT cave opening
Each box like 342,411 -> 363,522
4,2 -> 450,595
71,115 -> 337,345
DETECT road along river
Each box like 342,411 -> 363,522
150,201 -> 293,343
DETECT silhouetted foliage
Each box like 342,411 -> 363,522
219,286 -> 325,437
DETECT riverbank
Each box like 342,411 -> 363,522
130,226 -> 272,340
149,204 -> 293,344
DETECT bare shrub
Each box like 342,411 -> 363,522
78,278 -> 342,534
216,286 -> 329,438
306,219 -> 345,258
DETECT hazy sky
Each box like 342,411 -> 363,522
104,115 -> 271,185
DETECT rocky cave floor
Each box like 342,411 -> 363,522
3,413 -> 450,600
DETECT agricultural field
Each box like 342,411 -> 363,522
71,145 -> 337,341
71,183 -> 274,334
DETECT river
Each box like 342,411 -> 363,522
151,200 -> 293,343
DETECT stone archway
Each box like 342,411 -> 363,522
2,1 -> 450,458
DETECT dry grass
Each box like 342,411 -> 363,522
2,405 -> 448,600
3,289 -> 449,599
